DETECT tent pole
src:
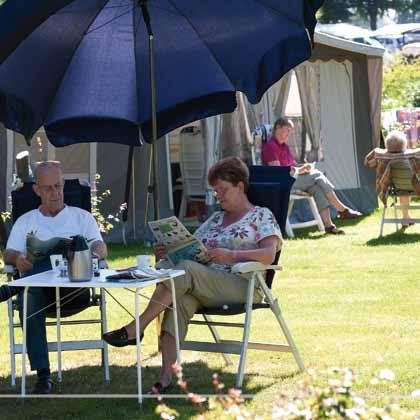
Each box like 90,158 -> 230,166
122,146 -> 135,246
140,0 -> 159,220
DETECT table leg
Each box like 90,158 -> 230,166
21,286 -> 28,397
135,288 -> 142,404
169,278 -> 181,365
56,287 -> 62,383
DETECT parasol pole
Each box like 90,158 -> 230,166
140,0 -> 159,221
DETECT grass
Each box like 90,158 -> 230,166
0,209 -> 419,419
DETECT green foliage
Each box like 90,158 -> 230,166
318,0 -> 352,23
91,174 -> 126,234
382,54 -> 420,109
413,91 -> 420,108
0,212 -> 10,223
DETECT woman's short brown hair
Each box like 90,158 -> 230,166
208,156 -> 249,192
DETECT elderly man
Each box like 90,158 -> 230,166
2,161 -> 107,394
262,117 -> 362,234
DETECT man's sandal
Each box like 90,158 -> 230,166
325,225 -> 345,235
337,208 -> 363,219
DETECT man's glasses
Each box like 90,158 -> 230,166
37,183 -> 64,192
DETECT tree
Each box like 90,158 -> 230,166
318,0 -> 420,30
318,0 -> 352,23
382,54 -> 420,109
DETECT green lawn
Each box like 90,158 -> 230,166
0,210 -> 419,419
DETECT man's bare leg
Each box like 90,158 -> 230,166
320,207 -> 333,228
325,191 -> 347,212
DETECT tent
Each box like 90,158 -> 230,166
0,32 -> 385,242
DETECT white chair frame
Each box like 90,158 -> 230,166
379,161 -> 420,237
285,191 -> 324,238
178,126 -> 207,223
180,261 -> 304,389
379,192 -> 420,237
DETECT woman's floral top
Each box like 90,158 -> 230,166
195,206 -> 283,272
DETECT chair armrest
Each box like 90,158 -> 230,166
3,264 -> 17,275
231,261 -> 282,274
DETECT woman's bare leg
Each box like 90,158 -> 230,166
159,332 -> 177,387
400,196 -> 411,224
124,283 -> 172,339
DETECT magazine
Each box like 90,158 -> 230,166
148,216 -> 211,266
106,267 -> 174,282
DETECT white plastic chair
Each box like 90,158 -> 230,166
178,126 -> 207,222
285,190 -> 325,238
181,255 -> 304,389
379,162 -> 420,237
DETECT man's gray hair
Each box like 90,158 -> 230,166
385,131 -> 407,153
34,161 -> 63,183
273,117 -> 294,130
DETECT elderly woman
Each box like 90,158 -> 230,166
103,157 -> 282,393
365,130 -> 414,228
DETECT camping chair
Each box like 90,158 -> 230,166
249,165 -> 324,237
178,126 -> 207,223
4,180 -> 109,387
379,161 -> 420,237
285,191 -> 325,238
180,166 -> 304,388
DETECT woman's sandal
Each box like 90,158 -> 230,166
147,382 -> 172,395
102,327 -> 144,347
401,221 -> 415,229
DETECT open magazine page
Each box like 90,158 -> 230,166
26,233 -> 71,264
148,216 -> 194,249
148,216 -> 211,266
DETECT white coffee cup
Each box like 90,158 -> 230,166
50,254 -> 64,274
136,255 -> 151,270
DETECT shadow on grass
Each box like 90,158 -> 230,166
0,360 -> 289,419
288,214 -> 369,241
366,230 -> 420,246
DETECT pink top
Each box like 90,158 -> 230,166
262,137 -> 296,166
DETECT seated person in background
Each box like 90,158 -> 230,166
103,157 -> 282,394
262,117 -> 362,235
365,131 -> 414,228
2,161 -> 107,394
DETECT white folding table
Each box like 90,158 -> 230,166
8,268 -> 185,403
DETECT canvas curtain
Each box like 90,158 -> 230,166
244,71 -> 293,131
294,62 -> 322,161
319,60 -> 359,190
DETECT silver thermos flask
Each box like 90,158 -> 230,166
67,235 -> 92,282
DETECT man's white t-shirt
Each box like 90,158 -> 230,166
6,205 -> 103,254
